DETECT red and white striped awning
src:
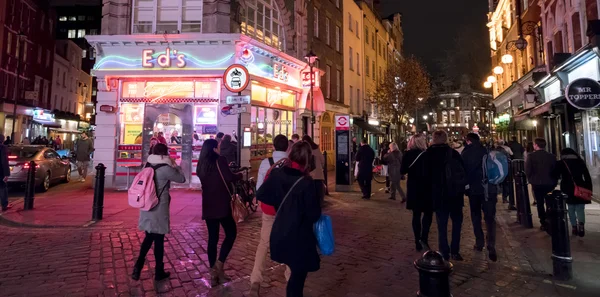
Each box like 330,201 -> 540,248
120,97 -> 219,104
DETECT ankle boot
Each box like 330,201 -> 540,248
131,259 -> 144,281
578,222 -> 585,237
215,260 -> 231,283
154,263 -> 170,281
209,266 -> 219,287
248,282 -> 260,297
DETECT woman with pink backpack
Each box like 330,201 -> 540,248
132,143 -> 186,282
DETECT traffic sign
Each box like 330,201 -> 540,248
335,115 -> 350,130
226,95 -> 251,105
223,64 -> 250,93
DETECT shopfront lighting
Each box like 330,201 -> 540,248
487,76 -> 497,83
368,119 -> 380,126
493,66 -> 504,75
501,54 -> 514,64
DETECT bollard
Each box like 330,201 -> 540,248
92,163 -> 106,221
545,190 -> 572,281
323,150 -> 329,196
506,160 -> 516,210
513,160 -> 533,228
23,161 -> 36,210
414,251 -> 453,297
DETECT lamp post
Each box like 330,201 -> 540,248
304,50 -> 318,138
11,32 -> 25,144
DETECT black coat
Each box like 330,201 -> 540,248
197,156 -> 242,220
219,140 -> 238,165
400,149 -> 431,212
423,144 -> 465,211
461,141 -> 487,196
556,155 -> 592,205
257,167 -> 321,272
525,150 -> 558,187
355,144 -> 375,180
508,141 -> 525,160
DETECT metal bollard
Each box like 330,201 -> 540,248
414,251 -> 453,297
513,160 -> 533,228
92,163 -> 106,221
545,190 -> 572,281
23,161 -> 36,210
323,150 -> 329,196
507,160 -> 516,210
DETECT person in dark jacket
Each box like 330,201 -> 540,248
462,133 -> 499,262
423,130 -> 465,261
508,136 -> 525,160
355,138 -> 376,199
380,140 -> 391,193
555,148 -> 592,237
0,134 -> 10,211
525,138 -> 558,231
400,133 -> 431,251
219,134 -> 238,165
197,139 -> 242,286
257,141 -> 321,297
384,142 -> 406,201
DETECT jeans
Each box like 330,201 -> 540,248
390,180 -> 407,200
531,185 -> 555,226
436,208 -> 463,258
77,160 -> 89,179
501,181 -> 510,202
469,194 -> 497,250
357,177 -> 372,198
287,268 -> 308,297
567,204 -> 586,225
206,215 -> 237,267
135,232 -> 165,271
250,213 -> 291,284
412,210 -> 433,244
0,180 -> 8,209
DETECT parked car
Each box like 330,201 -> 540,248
7,145 -> 71,191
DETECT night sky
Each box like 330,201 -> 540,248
379,0 -> 490,86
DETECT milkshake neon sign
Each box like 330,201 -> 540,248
142,48 -> 186,68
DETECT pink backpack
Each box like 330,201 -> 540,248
128,164 -> 168,211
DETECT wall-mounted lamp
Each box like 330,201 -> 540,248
493,66 -> 504,75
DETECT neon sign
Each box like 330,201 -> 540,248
273,64 -> 288,82
142,48 -> 186,68
144,82 -> 194,102
267,89 -> 282,106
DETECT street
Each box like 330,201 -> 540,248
0,179 -> 597,297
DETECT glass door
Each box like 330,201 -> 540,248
142,103 -> 193,188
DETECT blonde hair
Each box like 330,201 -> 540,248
389,142 -> 400,151
408,134 -> 428,150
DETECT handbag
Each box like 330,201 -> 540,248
562,160 -> 593,201
314,215 -> 335,256
216,161 -> 249,223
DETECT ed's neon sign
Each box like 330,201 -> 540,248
142,48 -> 186,68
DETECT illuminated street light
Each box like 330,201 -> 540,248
493,66 -> 504,75
484,81 -> 492,88
487,76 -> 497,83
422,115 -> 428,120
501,54 -> 514,64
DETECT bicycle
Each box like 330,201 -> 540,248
229,164 -> 258,214
372,158 -> 387,184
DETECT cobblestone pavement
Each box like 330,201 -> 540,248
0,181 -> 591,297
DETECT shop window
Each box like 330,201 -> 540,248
120,103 -> 145,144
250,106 -> 294,158
132,0 -> 203,34
321,126 -> 333,151
240,0 -> 285,50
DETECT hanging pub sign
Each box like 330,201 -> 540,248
565,78 -> 600,110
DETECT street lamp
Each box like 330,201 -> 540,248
525,87 -> 537,104
422,115 -> 428,120
493,66 -> 504,75
304,50 -> 318,138
501,54 -> 514,64
487,75 -> 497,83
483,81 -> 492,88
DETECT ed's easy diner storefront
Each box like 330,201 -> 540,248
86,34 -> 320,189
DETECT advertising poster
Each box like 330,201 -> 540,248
124,124 -> 143,144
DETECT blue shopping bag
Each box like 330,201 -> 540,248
314,215 -> 335,256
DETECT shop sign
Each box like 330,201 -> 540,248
335,115 -> 350,131
33,109 -> 53,121
195,105 -> 218,125
142,48 -> 186,68
226,95 -> 251,105
565,78 -> 600,109
220,105 -> 246,116
202,125 -> 218,134
144,82 -> 194,101
223,64 -> 250,93
302,71 -> 319,88
266,89 -> 282,106
273,64 -> 288,82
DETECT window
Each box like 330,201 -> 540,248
68,16 -> 76,21
87,16 -> 96,21
67,30 -> 76,38
325,18 -> 330,45
240,0 -> 285,50
41,15 -> 45,30
133,0 -> 203,35
356,53 -> 360,75
37,47 -> 42,64
357,89 -> 361,113
349,47 -> 354,71
77,29 -> 86,38
365,56 -> 369,77
78,16 -> 86,21
82,49 -> 87,58
336,70 -> 341,101
350,85 -> 354,109
348,13 -> 352,31
63,72 -> 66,86
326,65 -> 331,99
6,33 -> 11,55
372,33 -> 375,50
314,7 -> 319,38
335,26 -> 340,51
59,16 -> 67,21
15,37 -> 20,58
355,21 -> 359,37
372,61 -> 375,80
335,0 -> 339,8
46,49 -> 51,67
365,27 -> 369,44
572,13 -> 582,50
89,29 -> 98,35
22,41 -> 27,62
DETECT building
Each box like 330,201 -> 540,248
486,0 -> 545,143
87,0 -> 323,188
0,0 -> 56,142
343,0 -> 364,141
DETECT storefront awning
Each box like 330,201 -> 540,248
353,118 -> 385,135
513,107 -> 533,122
530,101 -> 553,117
32,119 -> 61,128
299,87 -> 326,114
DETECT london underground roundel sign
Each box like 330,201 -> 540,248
223,64 -> 250,93
565,78 -> 600,110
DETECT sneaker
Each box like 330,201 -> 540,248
451,254 -> 464,261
